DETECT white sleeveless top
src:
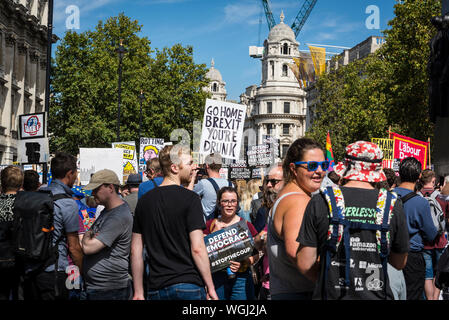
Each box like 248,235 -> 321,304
267,192 -> 316,296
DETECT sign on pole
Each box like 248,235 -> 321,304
199,99 -> 246,160
204,220 -> 255,273
390,132 -> 429,169
19,113 -> 45,139
371,138 -> 394,169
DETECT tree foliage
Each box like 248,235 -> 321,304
306,0 -> 441,161
50,13 -> 210,155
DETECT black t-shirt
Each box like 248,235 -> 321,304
298,187 -> 409,300
133,185 -> 206,290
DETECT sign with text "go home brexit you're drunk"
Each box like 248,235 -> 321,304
199,99 -> 246,160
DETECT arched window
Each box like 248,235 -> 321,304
282,64 -> 288,77
212,83 -> 218,92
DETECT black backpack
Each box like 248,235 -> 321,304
13,190 -> 71,266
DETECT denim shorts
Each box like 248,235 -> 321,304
423,248 -> 444,280
147,283 -> 206,300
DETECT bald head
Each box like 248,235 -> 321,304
266,165 -> 284,193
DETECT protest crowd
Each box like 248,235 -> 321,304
1,136 -> 449,301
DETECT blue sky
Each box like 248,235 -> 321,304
52,0 -> 397,101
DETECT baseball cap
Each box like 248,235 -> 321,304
84,169 -> 121,190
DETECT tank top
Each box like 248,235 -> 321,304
267,192 -> 316,296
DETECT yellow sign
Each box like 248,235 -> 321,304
308,46 -> 326,76
371,138 -> 393,161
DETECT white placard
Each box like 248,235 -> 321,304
19,113 -> 45,139
79,148 -> 123,186
199,99 -> 246,160
17,138 -> 49,164
139,138 -> 165,172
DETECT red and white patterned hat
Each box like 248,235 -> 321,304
334,141 -> 386,183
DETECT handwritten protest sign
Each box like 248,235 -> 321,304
200,99 -> 246,160
247,144 -> 272,167
228,160 -> 251,180
371,138 -> 393,169
390,132 -> 429,169
204,220 -> 255,273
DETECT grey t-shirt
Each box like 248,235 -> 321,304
193,178 -> 232,219
83,202 -> 133,290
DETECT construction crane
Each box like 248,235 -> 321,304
260,0 -> 318,38
291,0 -> 318,37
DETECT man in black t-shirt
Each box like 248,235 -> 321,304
297,141 -> 409,300
131,145 -> 218,300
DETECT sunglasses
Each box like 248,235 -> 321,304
266,179 -> 282,186
294,160 -> 330,172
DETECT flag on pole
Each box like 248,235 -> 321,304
326,131 -> 335,171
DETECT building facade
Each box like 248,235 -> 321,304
0,0 -> 50,164
204,59 -> 227,101
240,13 -> 307,159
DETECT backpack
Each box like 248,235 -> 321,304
418,190 -> 446,236
435,246 -> 449,290
206,178 -> 234,221
13,190 -> 72,266
320,186 -> 397,300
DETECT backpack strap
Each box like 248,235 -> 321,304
207,178 -> 221,193
151,179 -> 158,189
400,192 -> 418,204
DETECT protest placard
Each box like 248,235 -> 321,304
199,99 -> 246,160
228,160 -> 251,180
204,220 -> 255,273
112,142 -> 138,180
247,144 -> 272,167
19,112 -> 45,139
390,132 -> 429,169
17,138 -> 49,164
371,138 -> 394,169
139,138 -> 165,172
79,148 -> 123,185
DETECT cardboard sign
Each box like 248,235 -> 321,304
19,113 -> 45,139
79,148 -> 123,186
112,142 -> 138,181
139,138 -> 165,172
200,99 -> 246,160
228,160 -> 251,180
17,138 -> 49,164
204,220 -> 255,273
390,132 -> 429,169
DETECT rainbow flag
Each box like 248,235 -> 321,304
326,132 -> 335,171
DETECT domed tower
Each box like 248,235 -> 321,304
241,12 -> 307,159
204,59 -> 227,101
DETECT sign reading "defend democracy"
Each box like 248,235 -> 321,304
199,99 -> 246,160
204,220 -> 254,273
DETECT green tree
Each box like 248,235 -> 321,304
306,0 -> 441,160
50,13 -> 210,155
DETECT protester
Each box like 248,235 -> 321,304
131,145 -> 218,300
22,169 -> 41,191
394,157 -> 438,300
267,138 -> 326,300
297,141 -> 409,300
417,169 -> 448,300
193,153 -> 233,221
19,152 -> 83,300
138,158 -> 164,199
203,186 -> 261,300
81,169 -> 133,300
0,166 -> 23,300
238,180 -> 260,223
123,173 -> 142,215
253,165 -> 284,233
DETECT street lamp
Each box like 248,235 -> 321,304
138,90 -> 145,162
115,39 -> 127,142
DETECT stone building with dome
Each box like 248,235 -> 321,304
240,12 -> 307,159
204,59 -> 227,101
0,0 -> 50,164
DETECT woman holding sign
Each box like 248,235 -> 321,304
203,186 -> 261,300
267,138 -> 327,300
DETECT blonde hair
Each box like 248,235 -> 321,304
237,179 -> 262,212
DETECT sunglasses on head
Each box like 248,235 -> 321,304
293,160 -> 330,172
